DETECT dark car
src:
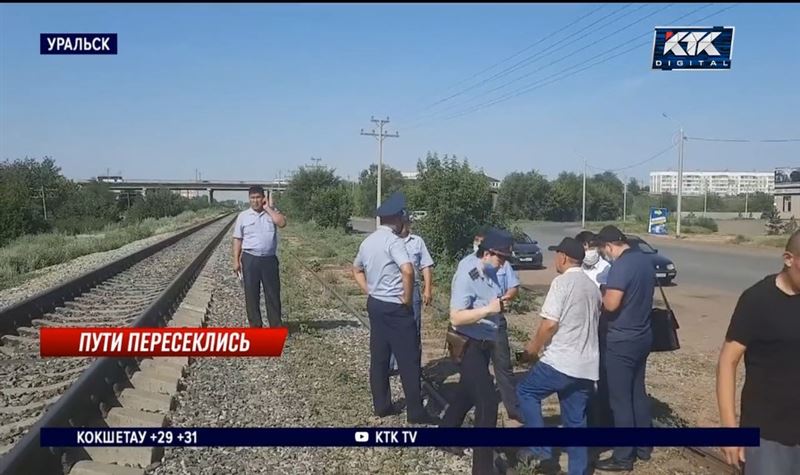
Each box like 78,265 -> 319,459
626,235 -> 677,284
511,232 -> 543,270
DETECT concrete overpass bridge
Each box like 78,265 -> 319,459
79,179 -> 289,202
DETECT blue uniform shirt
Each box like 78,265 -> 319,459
604,247 -> 656,342
404,234 -> 434,288
450,255 -> 503,341
460,254 -> 519,296
233,208 -> 279,257
354,226 -> 411,304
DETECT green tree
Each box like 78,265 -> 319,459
311,184 -> 354,230
407,152 -> 505,259
546,172 -> 582,221
497,170 -> 551,220
355,163 -> 406,217
283,166 -> 342,222
51,180 -> 120,233
126,189 -> 188,221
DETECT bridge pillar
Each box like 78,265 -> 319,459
207,188 -> 214,204
141,187 -> 147,196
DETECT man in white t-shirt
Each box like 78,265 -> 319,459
576,231 -> 610,289
516,237 -> 602,475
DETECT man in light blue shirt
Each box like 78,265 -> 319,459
470,228 -> 523,422
388,218 -> 435,373
353,192 -> 437,425
233,186 -> 287,328
442,228 -> 512,474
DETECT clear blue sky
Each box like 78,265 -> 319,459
2,3 -> 798,201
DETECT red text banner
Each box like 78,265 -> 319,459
39,328 -> 288,357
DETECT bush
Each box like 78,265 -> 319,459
310,185 -> 354,230
407,153 -> 506,260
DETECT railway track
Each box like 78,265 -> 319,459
284,234 -> 739,475
0,213 -> 234,474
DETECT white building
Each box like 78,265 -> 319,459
650,171 -> 774,196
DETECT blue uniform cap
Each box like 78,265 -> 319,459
482,228 -> 514,257
376,191 -> 408,218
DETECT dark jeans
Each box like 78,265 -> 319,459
367,296 -> 425,420
442,339 -> 498,475
603,334 -> 653,463
491,315 -> 522,420
241,253 -> 282,328
517,362 -> 593,475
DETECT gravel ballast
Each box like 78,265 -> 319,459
153,240 -> 472,474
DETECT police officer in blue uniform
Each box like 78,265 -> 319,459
442,228 -> 514,474
388,216 -> 435,373
472,228 -> 523,422
353,192 -> 438,425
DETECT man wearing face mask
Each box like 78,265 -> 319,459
575,231 -> 610,289
353,191 -> 438,425
594,225 -> 655,472
442,228 -> 514,474
470,228 -> 523,423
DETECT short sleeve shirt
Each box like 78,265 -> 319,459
450,256 -> 502,341
725,274 -> 800,446
495,261 -> 520,295
539,268 -> 602,381
404,234 -> 434,287
353,226 -> 411,304
233,208 -> 278,257
603,247 -> 655,342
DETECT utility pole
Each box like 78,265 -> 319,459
623,179 -> 628,227
361,116 -> 399,228
581,159 -> 587,229
703,181 -> 708,217
663,113 -> 685,237
745,192 -> 749,215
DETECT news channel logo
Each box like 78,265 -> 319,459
355,431 -> 369,443
651,26 -> 734,71
40,34 -> 117,55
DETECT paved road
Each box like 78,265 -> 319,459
351,218 -> 783,296
518,222 -> 782,296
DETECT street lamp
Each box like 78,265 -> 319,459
662,113 -> 686,237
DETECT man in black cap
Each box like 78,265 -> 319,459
593,225 -> 655,471
516,237 -> 601,475
353,191 -> 438,425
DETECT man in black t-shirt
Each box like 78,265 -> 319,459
716,230 -> 800,474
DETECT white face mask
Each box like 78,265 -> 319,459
473,242 -> 479,252
583,249 -> 600,267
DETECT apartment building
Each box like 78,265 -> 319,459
650,171 -> 774,196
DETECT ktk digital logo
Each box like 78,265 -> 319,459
40,33 -> 117,55
652,26 -> 734,71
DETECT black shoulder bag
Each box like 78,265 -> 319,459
650,280 -> 681,352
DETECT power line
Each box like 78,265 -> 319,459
422,4 -> 609,104
404,3 -> 730,131
586,143 -> 677,173
687,136 -> 800,143
417,4 -> 634,114
414,3 -> 671,122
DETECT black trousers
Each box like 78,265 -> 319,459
241,253 -> 282,328
367,296 -> 425,420
491,315 -> 522,421
442,339 -> 498,475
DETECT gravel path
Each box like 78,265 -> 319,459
152,242 -> 472,475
